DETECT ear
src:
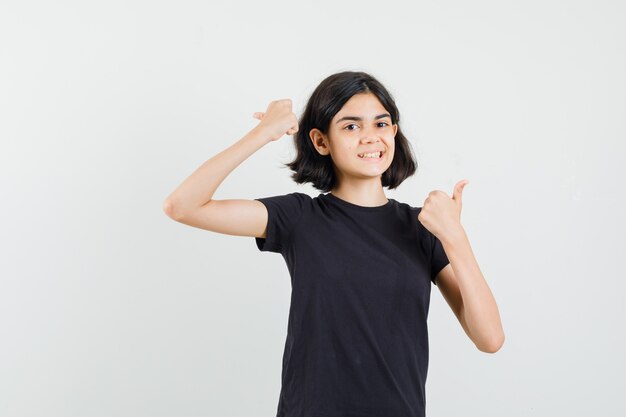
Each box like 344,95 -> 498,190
393,124 -> 398,137
309,128 -> 331,156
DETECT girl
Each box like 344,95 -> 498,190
163,71 -> 504,417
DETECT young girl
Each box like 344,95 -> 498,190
163,71 -> 504,417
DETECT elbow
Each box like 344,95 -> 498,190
478,332 -> 505,354
163,199 -> 183,221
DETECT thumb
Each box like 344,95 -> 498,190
253,112 -> 264,120
452,179 -> 469,209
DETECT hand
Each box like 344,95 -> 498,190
417,179 -> 469,242
252,98 -> 299,141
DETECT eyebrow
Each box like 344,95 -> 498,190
335,113 -> 392,124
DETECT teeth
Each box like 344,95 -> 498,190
359,151 -> 381,158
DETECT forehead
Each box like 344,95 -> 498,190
334,93 -> 388,118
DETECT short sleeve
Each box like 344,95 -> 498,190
430,232 -> 450,285
254,192 -> 310,253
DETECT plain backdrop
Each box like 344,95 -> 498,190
1,0 -> 624,416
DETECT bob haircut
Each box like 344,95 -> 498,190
285,70 -> 417,193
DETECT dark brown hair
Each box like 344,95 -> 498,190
284,70 -> 417,192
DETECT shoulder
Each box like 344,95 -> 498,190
256,191 -> 312,205
391,199 -> 424,223
253,192 -> 313,222
394,201 -> 436,246
389,197 -> 421,213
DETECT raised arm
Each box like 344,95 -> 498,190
162,99 -> 299,238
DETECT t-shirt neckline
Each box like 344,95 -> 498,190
322,192 -> 395,212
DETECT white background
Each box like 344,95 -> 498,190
1,0 -> 624,416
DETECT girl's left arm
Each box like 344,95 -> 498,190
436,227 -> 505,353
419,180 -> 505,353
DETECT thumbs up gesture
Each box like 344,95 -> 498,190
417,180 -> 469,243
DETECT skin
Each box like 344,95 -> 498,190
420,182 -> 505,353
309,92 -> 397,207
310,92 -> 505,353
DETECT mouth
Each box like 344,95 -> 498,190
357,150 -> 385,161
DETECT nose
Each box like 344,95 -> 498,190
360,125 -> 381,143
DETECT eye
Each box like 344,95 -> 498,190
344,122 -> 390,131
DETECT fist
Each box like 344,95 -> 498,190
418,180 -> 469,241
252,99 -> 299,141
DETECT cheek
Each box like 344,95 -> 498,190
337,143 -> 357,157
385,146 -> 395,161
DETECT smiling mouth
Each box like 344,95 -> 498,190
357,150 -> 384,159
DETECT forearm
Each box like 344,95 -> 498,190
163,127 -> 271,215
441,229 -> 505,352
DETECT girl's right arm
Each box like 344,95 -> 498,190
162,99 -> 299,238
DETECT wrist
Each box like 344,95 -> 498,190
247,126 -> 274,145
440,224 -> 467,247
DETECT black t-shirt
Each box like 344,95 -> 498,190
254,191 -> 450,417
